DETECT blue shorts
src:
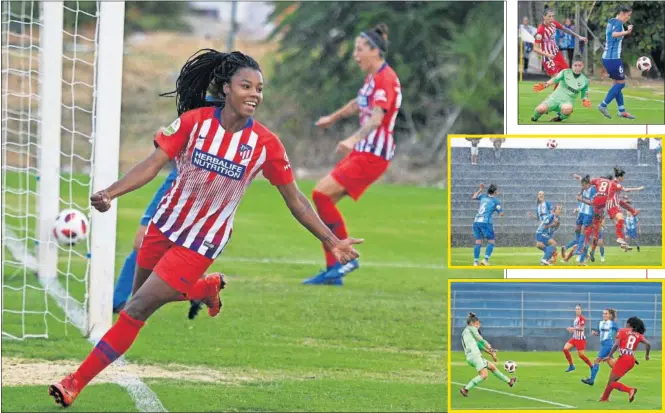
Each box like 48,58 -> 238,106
626,229 -> 638,239
602,58 -> 625,80
473,222 -> 495,241
597,341 -> 614,359
597,230 -> 604,240
140,167 -> 177,226
576,213 -> 593,227
536,233 -> 552,244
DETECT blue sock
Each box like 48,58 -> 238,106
485,243 -> 495,260
544,245 -> 555,260
589,364 -> 600,382
601,83 -> 622,107
566,232 -> 579,250
616,84 -> 626,111
112,249 -> 137,310
580,246 -> 587,263
600,246 -> 605,257
474,244 -> 481,260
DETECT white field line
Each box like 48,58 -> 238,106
450,381 -> 576,408
588,88 -> 665,103
3,232 -> 167,412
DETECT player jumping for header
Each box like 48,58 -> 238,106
531,55 -> 590,122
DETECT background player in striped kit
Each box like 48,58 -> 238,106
535,204 -> 561,266
527,190 -> 552,222
563,304 -> 594,373
624,208 -> 641,252
471,183 -> 503,266
583,308 -> 619,386
48,49 -> 363,408
533,8 -> 587,83
562,175 -> 596,263
598,4 -> 636,120
303,23 -> 402,285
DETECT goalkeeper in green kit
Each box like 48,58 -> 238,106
460,312 -> 517,397
531,55 -> 591,122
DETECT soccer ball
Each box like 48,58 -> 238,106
504,360 -> 517,373
546,139 -> 558,149
636,56 -> 652,72
53,209 -> 89,246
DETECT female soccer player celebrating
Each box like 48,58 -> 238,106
48,49 -> 362,408
459,312 -> 516,397
302,23 -> 401,285
563,304 -> 594,373
600,316 -> 651,403
582,308 -> 619,386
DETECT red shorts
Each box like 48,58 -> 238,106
136,223 -> 213,293
543,51 -> 569,77
567,338 -> 586,350
611,355 -> 635,378
592,196 -> 607,218
331,151 -> 389,201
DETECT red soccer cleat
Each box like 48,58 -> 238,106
48,374 -> 81,408
508,377 -> 517,387
460,387 -> 469,397
201,272 -> 226,317
629,388 -> 638,403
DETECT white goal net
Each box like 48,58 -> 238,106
1,1 -> 124,340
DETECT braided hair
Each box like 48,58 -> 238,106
161,49 -> 261,116
627,316 -> 646,334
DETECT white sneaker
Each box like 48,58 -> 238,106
541,259 -> 551,266
480,259 -> 488,266
601,257 -> 605,262
474,261 -> 479,266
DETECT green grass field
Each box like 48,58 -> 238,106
451,246 -> 663,267
450,351 -> 663,410
1,171 -> 502,412
518,80 -> 665,124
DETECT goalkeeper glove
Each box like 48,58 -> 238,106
582,98 -> 591,108
532,82 -> 547,92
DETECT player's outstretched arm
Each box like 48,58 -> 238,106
612,25 -> 633,38
623,186 -> 645,193
316,98 -> 359,129
559,25 -> 587,43
276,181 -> 363,264
90,147 -> 171,212
338,107 -> 385,154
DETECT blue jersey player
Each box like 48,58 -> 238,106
536,204 -> 561,265
583,308 -> 619,386
563,176 -> 596,262
472,183 -> 503,266
528,191 -> 552,222
624,210 -> 640,251
598,4 -> 635,120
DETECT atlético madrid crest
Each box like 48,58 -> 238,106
239,143 -> 253,161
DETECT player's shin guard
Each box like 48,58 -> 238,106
312,191 -> 348,268
473,244 -> 481,261
601,83 -> 622,107
610,381 -> 633,393
544,245 -> 555,261
615,84 -> 626,111
492,369 -> 510,384
73,310 -> 144,389
485,243 -> 495,260
563,349 -> 574,365
464,375 -> 484,390
600,246 -> 605,257
601,384 -> 614,400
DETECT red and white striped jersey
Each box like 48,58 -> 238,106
151,107 -> 294,259
572,315 -> 586,340
535,20 -> 563,57
355,62 -> 401,161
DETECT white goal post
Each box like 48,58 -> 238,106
1,1 -> 125,340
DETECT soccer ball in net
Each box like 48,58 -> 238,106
53,209 -> 89,246
546,139 -> 558,149
504,360 -> 517,373
636,56 -> 652,72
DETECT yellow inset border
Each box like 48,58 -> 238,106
447,278 -> 665,413
447,134 -> 665,269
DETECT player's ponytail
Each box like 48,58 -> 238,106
613,166 -> 626,178
161,49 -> 261,116
467,312 -> 479,324
488,184 -> 497,195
